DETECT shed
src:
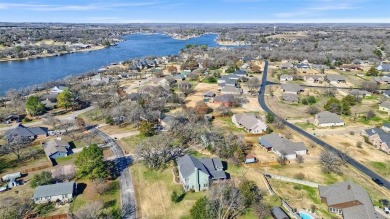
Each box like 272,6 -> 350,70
271,207 -> 290,219
245,154 -> 256,164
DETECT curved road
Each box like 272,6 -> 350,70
93,129 -> 136,219
259,61 -> 390,190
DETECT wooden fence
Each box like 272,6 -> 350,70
37,214 -> 69,219
244,161 -> 280,167
20,163 -> 52,174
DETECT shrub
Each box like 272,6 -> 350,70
294,173 -> 305,180
356,141 -> 363,148
22,117 -> 32,123
349,131 -> 355,135
301,98 -> 308,105
293,185 -> 302,190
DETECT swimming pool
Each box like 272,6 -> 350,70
299,211 -> 315,219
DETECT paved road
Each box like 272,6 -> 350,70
93,129 -> 136,219
259,61 -> 390,190
0,105 -> 96,132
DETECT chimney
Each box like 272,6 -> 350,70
347,184 -> 351,190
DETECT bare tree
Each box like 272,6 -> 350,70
320,151 -> 343,174
361,81 -> 379,93
92,178 -> 111,196
75,201 -> 103,219
306,106 -> 320,115
0,196 -> 33,219
43,114 -> 61,129
1,137 -> 31,161
247,77 -> 260,91
274,118 -> 285,129
52,165 -> 76,182
296,155 -> 304,164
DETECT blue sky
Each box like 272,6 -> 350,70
0,0 -> 389,23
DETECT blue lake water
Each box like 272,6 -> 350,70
0,34 -> 220,95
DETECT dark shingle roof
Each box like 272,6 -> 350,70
177,155 -> 209,178
42,139 -> 70,157
214,94 -> 235,103
33,182 -> 75,199
259,133 -> 306,155
5,124 -> 47,140
271,207 -> 289,219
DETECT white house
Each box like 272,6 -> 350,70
379,101 -> 390,113
50,85 -> 68,93
259,133 -> 307,160
314,111 -> 345,127
232,113 -> 267,134
32,182 -> 76,204
280,74 -> 294,83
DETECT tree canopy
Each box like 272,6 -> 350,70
75,144 -> 108,179
25,96 -> 45,116
57,88 -> 73,110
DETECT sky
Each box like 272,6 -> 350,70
0,0 -> 389,23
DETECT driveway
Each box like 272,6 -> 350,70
93,129 -> 136,219
259,61 -> 390,191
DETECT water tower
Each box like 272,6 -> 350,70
274,26 -> 276,34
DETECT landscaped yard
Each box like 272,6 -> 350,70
120,134 -> 146,154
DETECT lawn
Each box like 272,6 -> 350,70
213,117 -> 246,133
370,161 -> 390,177
120,134 -> 146,154
294,122 -> 316,130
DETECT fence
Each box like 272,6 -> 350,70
245,161 -> 280,167
265,173 -> 320,188
37,214 -> 69,219
20,163 -> 52,174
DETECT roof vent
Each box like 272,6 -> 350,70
347,184 -> 351,190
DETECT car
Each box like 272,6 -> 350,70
372,178 -> 384,186
384,207 -> 390,214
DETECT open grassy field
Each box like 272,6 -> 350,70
119,134 -> 146,154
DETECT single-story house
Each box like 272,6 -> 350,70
50,85 -> 68,93
339,64 -> 363,71
314,111 -> 344,127
374,76 -> 390,84
362,128 -> 390,154
377,62 -> 390,72
312,64 -> 330,70
4,124 -> 48,142
325,74 -> 346,84
259,133 -> 307,160
379,101 -> 390,113
281,84 -> 304,94
280,62 -> 293,69
382,90 -> 390,97
231,113 -> 267,134
178,82 -> 192,90
319,181 -> 381,219
282,93 -> 299,103
304,75 -> 324,83
91,73 -> 112,83
42,139 -> 71,159
176,154 -> 227,192
220,86 -> 243,95
213,94 -> 235,107
271,207 -> 290,219
152,77 -> 176,87
295,63 -> 310,70
203,91 -> 216,98
137,86 -> 158,95
174,74 -> 186,81
348,89 -> 371,98
245,154 -> 256,164
160,114 -> 176,131
280,74 -> 293,83
33,181 -> 76,204
232,69 -> 248,77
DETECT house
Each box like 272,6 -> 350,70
280,74 -> 293,83
32,181 -> 76,204
281,84 -> 304,94
258,133 -> 307,160
231,113 -> 267,134
282,93 -> 299,103
325,74 -> 346,84
374,76 -> 390,84
382,90 -> 390,97
3,113 -> 21,123
348,89 -> 372,98
152,77 -> 176,87
312,64 -> 330,71
203,91 -> 216,98
245,154 -> 256,164
314,111 -> 344,127
218,75 -> 238,90
213,94 -> 235,107
271,207 -> 290,219
364,128 -> 390,154
379,101 -> 390,113
174,74 -> 186,81
137,86 -> 158,95
220,86 -> 242,95
295,63 -> 310,70
176,154 -> 227,192
178,82 -> 192,90
50,85 -> 68,93
319,181 -> 382,219
304,75 -> 324,83
232,69 -> 248,77
160,114 -> 176,130
4,124 -> 48,142
382,123 -> 390,132
280,62 -> 293,69
377,62 -> 390,72
42,139 -> 71,159
339,64 -> 363,71
90,73 -> 111,84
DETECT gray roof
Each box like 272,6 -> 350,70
177,154 -> 209,178
280,62 -> 293,68
280,74 -> 293,80
282,93 -> 299,102
281,83 -> 303,93
378,62 -> 390,71
295,63 -> 310,69
177,155 -> 226,180
319,181 -> 381,219
259,133 -> 307,156
232,69 -> 247,76
203,91 -> 216,97
271,207 -> 289,219
233,113 -> 267,131
326,74 -> 346,82
315,111 -> 343,124
363,128 -> 386,136
33,182 -> 75,199
42,139 -> 70,157
349,89 -> 370,96
5,124 -> 47,140
304,74 -> 324,81
380,101 -> 390,109
221,86 -> 242,94
383,123 -> 390,129
214,94 -> 235,103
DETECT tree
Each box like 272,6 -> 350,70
265,113 -> 275,123
247,77 -> 260,91
307,96 -> 316,104
216,105 -> 233,117
320,151 -> 343,174
139,120 -> 155,137
1,137 -> 31,161
57,88 -> 73,110
194,101 -> 212,115
30,171 -> 53,188
274,118 -> 285,129
75,144 -> 108,179
25,96 -> 45,116
365,110 -> 376,120
306,106 -> 319,115
52,165 -> 76,182
43,114 -> 61,129
250,64 -> 262,73
366,66 -> 380,76
167,65 -> 178,75
361,81 -> 379,92
75,201 -> 103,219
75,117 -> 86,131
190,197 -> 213,219
342,95 -> 359,106
0,196 -> 33,219
92,178 -> 111,196
239,180 -> 263,207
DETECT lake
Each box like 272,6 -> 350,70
0,34 -> 220,95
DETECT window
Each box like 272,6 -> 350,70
338,209 -> 342,214
204,184 -> 208,187
329,207 -> 334,212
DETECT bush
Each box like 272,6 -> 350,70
36,203 -> 55,216
105,117 -> 114,125
205,76 -> 217,83
349,131 -> 355,135
307,96 -> 316,104
293,185 -> 302,190
266,113 -> 275,123
301,98 -> 308,105
356,141 -> 363,148
294,173 -> 305,180
22,117 -> 32,123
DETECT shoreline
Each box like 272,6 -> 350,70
215,39 -> 251,46
0,45 -> 107,62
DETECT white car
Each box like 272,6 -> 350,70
384,207 -> 389,214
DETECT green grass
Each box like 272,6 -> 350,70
55,154 -> 77,164
357,116 -> 383,125
295,122 -> 316,130
267,195 -> 282,206
370,161 -> 390,176
323,173 -> 339,185
215,117 -> 245,133
300,185 -> 321,204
